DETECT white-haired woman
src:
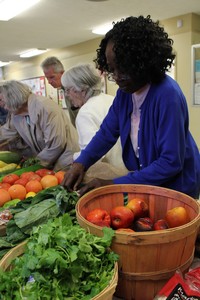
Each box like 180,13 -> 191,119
61,63 -> 127,178
0,80 -> 79,171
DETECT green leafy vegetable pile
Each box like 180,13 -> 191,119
0,214 -> 118,299
0,186 -> 79,258
19,157 -> 41,168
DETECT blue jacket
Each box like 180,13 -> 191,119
76,76 -> 200,198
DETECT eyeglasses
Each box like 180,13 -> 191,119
107,72 -> 131,82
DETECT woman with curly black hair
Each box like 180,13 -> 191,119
62,15 -> 200,199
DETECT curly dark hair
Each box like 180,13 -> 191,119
94,15 -> 176,84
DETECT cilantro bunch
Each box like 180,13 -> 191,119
0,214 -> 118,299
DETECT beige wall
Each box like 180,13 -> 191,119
3,37 -> 103,101
162,13 -> 200,147
2,13 -> 200,147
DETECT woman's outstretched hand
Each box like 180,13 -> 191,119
61,162 -> 114,196
61,162 -> 85,192
76,178 -> 113,196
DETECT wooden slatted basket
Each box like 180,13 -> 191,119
76,184 -> 200,300
0,240 -> 27,271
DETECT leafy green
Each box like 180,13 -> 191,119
0,186 -> 79,258
19,157 -> 41,168
3,199 -> 21,208
0,214 -> 118,299
14,199 -> 60,234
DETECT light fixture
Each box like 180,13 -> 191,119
20,49 -> 48,58
92,23 -> 113,35
0,61 -> 11,67
0,0 -> 41,21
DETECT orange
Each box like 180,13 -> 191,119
40,175 -> 58,189
2,174 -> 20,185
0,182 -> 11,191
0,189 -> 11,207
25,180 -> 43,193
8,184 -> 27,200
54,171 -> 65,184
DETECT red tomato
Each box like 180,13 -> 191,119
35,169 -> 55,177
14,178 -> 29,187
2,174 -> 20,185
165,206 -> 190,228
0,182 -> 11,191
110,206 -> 134,229
153,219 -> 169,230
126,198 -> 149,219
27,174 -> 42,182
86,208 -> 111,227
20,172 -> 35,181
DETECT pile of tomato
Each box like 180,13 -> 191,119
0,169 -> 66,207
85,198 -> 190,232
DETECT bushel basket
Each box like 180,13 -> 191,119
76,184 -> 200,300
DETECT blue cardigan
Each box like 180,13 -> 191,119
76,76 -> 200,198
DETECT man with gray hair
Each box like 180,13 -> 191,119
41,56 -> 79,127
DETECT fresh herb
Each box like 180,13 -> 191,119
0,214 -> 118,299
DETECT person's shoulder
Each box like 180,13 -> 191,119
99,93 -> 115,105
101,93 -> 114,100
29,93 -> 47,103
149,76 -> 186,107
29,94 -> 66,122
150,76 -> 183,100
29,93 -> 59,108
84,93 -> 113,108
156,75 -> 181,92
